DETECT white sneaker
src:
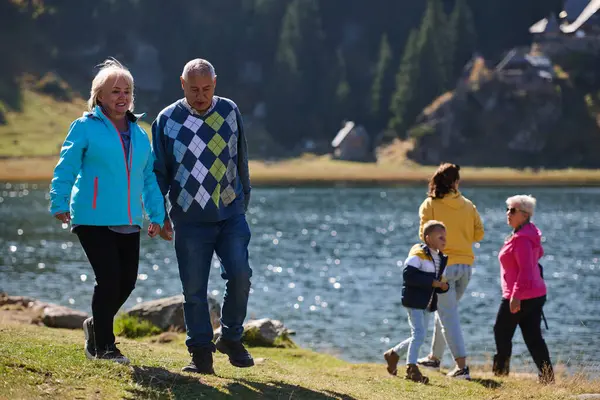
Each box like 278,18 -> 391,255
447,366 -> 471,380
417,356 -> 441,371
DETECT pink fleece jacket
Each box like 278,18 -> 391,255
498,222 -> 547,300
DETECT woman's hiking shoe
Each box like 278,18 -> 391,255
82,317 -> 95,359
182,346 -> 216,375
405,364 -> 429,384
538,364 -> 555,385
215,337 -> 254,368
96,344 -> 130,365
492,355 -> 510,376
447,365 -> 471,380
416,356 -> 441,371
383,349 -> 399,376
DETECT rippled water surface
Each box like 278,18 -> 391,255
2,183 -> 599,373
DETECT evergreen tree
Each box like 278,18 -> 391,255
268,0 -> 330,145
370,34 -> 392,123
388,0 -> 449,139
388,30 -> 421,137
419,0 -> 450,92
448,0 -> 477,82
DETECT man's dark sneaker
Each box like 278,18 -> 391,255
182,346 -> 216,375
82,317 -> 96,360
447,365 -> 471,380
417,356 -> 441,371
96,344 -> 130,365
215,337 -> 254,368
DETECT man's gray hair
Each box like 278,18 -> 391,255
506,194 -> 537,216
182,59 -> 216,80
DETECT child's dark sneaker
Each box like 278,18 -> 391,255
447,365 -> 471,380
417,356 -> 441,371
182,346 -> 215,375
96,344 -> 130,365
82,317 -> 95,359
383,348 -> 399,376
405,364 -> 429,384
215,337 -> 254,368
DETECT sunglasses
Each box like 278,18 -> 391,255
506,207 -> 527,215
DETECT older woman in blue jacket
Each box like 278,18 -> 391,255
49,59 -> 165,364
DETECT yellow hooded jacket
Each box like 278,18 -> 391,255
419,191 -> 484,266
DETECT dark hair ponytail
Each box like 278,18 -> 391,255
427,163 -> 460,199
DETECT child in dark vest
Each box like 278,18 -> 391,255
384,220 -> 449,383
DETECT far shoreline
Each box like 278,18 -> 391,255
2,155 -> 600,187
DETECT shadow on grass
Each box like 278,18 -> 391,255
129,366 -> 357,399
471,378 -> 502,389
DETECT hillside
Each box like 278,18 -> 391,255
0,88 -> 151,158
1,0 -> 572,164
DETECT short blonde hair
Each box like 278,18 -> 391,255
423,220 -> 446,238
88,58 -> 135,112
506,194 -> 536,216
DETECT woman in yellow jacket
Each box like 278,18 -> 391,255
416,163 -> 484,380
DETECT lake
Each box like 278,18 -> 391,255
1,183 -> 599,374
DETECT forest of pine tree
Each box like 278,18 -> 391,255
0,0 -> 574,153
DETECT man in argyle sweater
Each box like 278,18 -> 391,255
152,59 -> 253,374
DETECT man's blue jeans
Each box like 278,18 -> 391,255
174,213 -> 252,352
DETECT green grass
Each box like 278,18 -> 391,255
0,89 -> 151,157
113,314 -> 162,339
1,322 -> 599,399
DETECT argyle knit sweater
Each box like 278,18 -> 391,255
152,97 -> 251,224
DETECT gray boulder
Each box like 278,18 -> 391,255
41,305 -> 88,329
126,294 -> 221,331
214,318 -> 295,347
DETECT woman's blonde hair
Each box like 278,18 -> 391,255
87,58 -> 135,112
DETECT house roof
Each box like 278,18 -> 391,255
529,0 -> 600,34
561,0 -> 600,33
331,121 -> 355,148
529,13 -> 561,34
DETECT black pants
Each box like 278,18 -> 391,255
75,226 -> 140,350
493,295 -> 553,378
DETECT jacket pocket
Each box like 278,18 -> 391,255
92,177 -> 98,209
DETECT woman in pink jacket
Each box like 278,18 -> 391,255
493,195 -> 554,384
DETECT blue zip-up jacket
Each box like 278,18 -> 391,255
49,106 -> 165,227
402,244 -> 449,311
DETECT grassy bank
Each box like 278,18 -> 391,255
2,89 -> 600,186
3,154 -> 600,186
1,322 -> 599,399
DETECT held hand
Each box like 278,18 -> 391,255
509,297 -> 521,314
55,212 -> 71,224
440,282 -> 449,291
432,280 -> 441,288
148,223 -> 161,238
159,219 -> 173,241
